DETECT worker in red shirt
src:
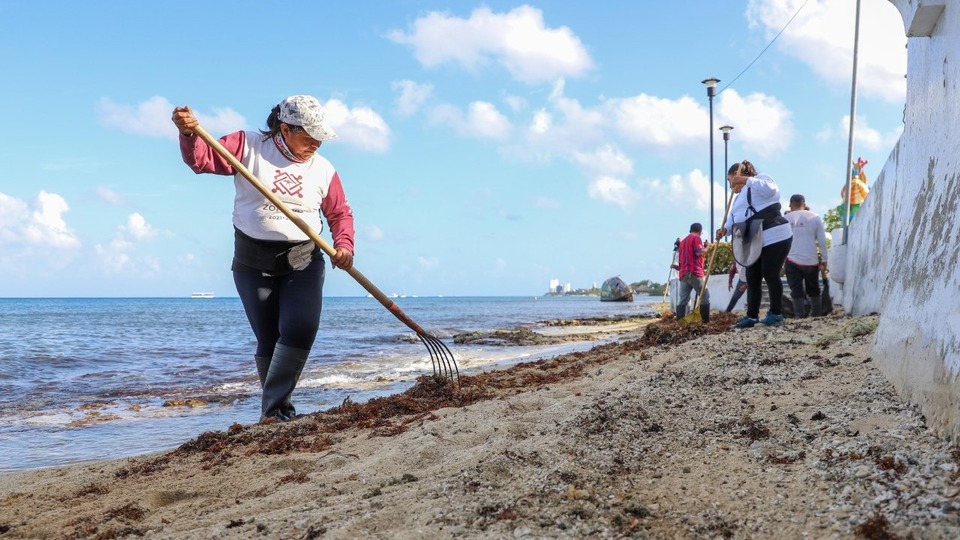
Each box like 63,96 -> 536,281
674,222 -> 710,322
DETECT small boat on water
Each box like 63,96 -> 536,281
600,276 -> 634,302
191,292 -> 215,299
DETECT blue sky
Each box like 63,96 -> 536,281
0,0 -> 906,297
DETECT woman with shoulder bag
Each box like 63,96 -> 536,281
172,95 -> 355,422
715,161 -> 792,328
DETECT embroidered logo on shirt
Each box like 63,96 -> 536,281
271,170 -> 304,198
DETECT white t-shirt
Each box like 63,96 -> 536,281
786,209 -> 828,266
233,131 -> 339,241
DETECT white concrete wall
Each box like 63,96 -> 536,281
669,277 -> 745,314
842,0 -> 960,439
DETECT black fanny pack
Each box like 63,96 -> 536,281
742,187 -> 787,232
231,228 -> 318,275
755,204 -> 787,230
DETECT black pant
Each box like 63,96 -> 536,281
745,238 -> 792,319
233,255 -> 326,357
785,261 -> 821,299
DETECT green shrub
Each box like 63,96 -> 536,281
705,242 -> 734,275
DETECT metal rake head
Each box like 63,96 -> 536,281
417,332 -> 460,386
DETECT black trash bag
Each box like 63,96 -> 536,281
781,294 -> 795,318
820,276 -> 834,315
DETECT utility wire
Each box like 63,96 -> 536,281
718,0 -> 810,95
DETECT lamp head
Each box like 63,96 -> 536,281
702,77 -> 720,97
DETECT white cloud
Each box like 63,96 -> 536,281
639,169 -> 714,212
99,96 -> 390,153
467,102 -> 512,139
95,186 -> 128,206
118,213 -> 156,241
322,99 -> 391,153
0,193 -> 28,245
94,242 -> 131,273
503,94 -> 527,112
716,89 -> 794,156
0,192 -> 80,275
815,114 -> 902,155
93,214 -> 161,274
363,225 -> 385,241
17,191 -> 82,249
606,93 -> 705,147
98,96 -> 246,140
418,256 -> 440,269
386,5 -> 593,84
430,101 -> 512,140
571,145 -> 634,178
530,109 -> 552,135
746,0 -> 906,102
587,176 -> 639,209
601,88 -> 792,158
840,114 -> 903,152
392,80 -> 434,116
512,80 -> 606,158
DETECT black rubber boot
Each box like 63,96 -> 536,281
261,343 -> 309,422
676,305 -> 686,319
255,356 -> 270,386
809,296 -> 823,318
794,297 -> 810,318
256,354 -> 298,417
700,302 -> 710,324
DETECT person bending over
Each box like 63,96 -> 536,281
716,160 -> 792,328
172,95 -> 355,422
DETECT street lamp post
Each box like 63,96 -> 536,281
702,77 -> 720,240
719,125 -> 734,237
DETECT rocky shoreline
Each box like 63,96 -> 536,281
1,311 -> 958,539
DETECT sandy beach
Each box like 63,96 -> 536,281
2,311 -> 959,539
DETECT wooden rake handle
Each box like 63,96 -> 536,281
191,125 -> 429,336
693,186 -> 737,310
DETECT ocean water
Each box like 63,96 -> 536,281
0,295 -> 660,472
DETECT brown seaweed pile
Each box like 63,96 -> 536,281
114,313 -> 738,479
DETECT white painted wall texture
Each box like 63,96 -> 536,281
842,0 -> 960,438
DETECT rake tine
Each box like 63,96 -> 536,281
417,332 -> 460,386
417,333 -> 441,377
416,334 -> 440,377
425,333 -> 457,383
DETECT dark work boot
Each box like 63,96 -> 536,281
255,356 -> 270,387
700,302 -> 710,324
794,297 -> 810,318
261,343 -> 310,422
809,296 -> 823,318
256,353 -> 299,418
676,305 -> 686,319
256,355 -> 299,416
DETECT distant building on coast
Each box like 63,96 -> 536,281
548,279 -> 559,293
546,279 -> 594,296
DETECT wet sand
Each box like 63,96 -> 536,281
1,311 -> 958,539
